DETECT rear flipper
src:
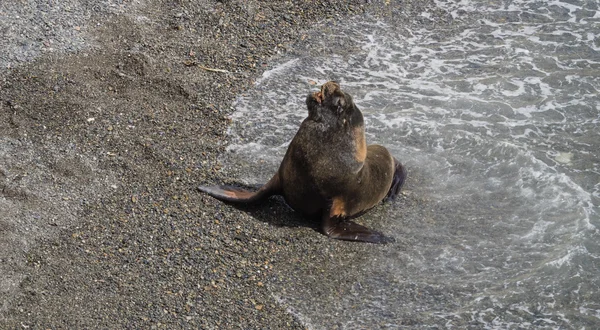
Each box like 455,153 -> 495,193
198,174 -> 280,204
385,158 -> 407,202
322,198 -> 395,244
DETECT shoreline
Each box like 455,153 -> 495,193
0,1 -> 440,328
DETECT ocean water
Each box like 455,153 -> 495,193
226,0 -> 600,328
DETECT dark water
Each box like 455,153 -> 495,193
226,0 -> 600,328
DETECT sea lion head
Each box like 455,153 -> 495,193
305,81 -> 362,127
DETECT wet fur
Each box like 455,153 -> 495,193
199,81 -> 406,243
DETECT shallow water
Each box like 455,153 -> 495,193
226,0 -> 599,328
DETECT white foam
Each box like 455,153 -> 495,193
256,58 -> 299,84
225,0 -> 600,327
579,305 -> 600,320
546,245 -> 592,268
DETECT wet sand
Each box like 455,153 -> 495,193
0,1 -> 443,328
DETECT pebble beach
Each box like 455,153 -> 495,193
0,1 -> 443,328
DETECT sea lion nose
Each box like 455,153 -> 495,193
313,91 -> 323,104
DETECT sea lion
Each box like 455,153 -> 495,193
199,81 -> 406,243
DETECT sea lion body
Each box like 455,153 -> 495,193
199,81 -> 406,243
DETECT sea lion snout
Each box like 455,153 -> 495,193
306,91 -> 324,121
313,91 -> 323,104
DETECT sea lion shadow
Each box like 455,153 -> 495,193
229,196 -> 320,231
220,183 -> 320,231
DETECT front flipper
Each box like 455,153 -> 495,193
322,197 -> 395,244
198,174 -> 280,204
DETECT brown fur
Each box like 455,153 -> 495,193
353,126 -> 367,163
198,81 -> 407,243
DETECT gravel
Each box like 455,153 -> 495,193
0,0 -> 445,328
